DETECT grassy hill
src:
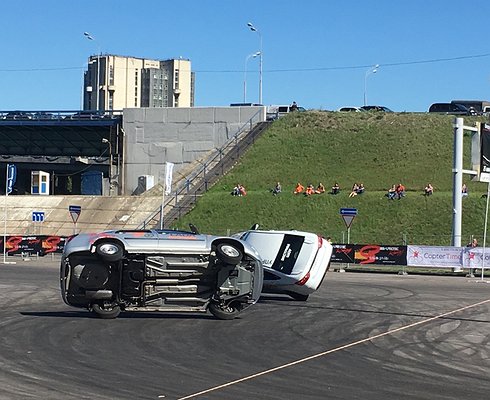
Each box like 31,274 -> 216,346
173,111 -> 489,246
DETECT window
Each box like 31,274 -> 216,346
109,65 -> 114,86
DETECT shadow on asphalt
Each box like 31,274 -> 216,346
20,311 -> 219,320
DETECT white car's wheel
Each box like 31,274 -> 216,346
289,293 -> 309,301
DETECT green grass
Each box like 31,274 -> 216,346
173,111 -> 489,246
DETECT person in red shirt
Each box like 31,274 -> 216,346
396,183 -> 406,199
305,184 -> 315,196
293,182 -> 305,194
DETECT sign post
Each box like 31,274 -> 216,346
32,211 -> 45,235
69,205 -> 82,234
340,207 -> 358,244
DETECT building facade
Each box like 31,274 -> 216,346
83,55 -> 194,111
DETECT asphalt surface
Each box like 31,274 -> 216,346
1,258 -> 490,400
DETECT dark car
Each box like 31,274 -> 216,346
360,105 -> 394,112
428,103 -> 476,116
60,228 -> 264,320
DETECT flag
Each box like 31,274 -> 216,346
164,162 -> 174,195
6,164 -> 16,195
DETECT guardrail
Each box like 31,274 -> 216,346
0,110 -> 123,121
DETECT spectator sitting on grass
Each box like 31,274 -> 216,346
293,182 -> 305,194
238,184 -> 247,196
396,183 -> 406,199
272,182 -> 282,195
231,184 -> 240,196
349,183 -> 359,198
315,182 -> 326,194
424,183 -> 433,196
305,184 -> 315,196
356,183 -> 365,195
387,184 -> 397,200
331,182 -> 340,195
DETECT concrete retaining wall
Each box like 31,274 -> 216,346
122,106 -> 265,195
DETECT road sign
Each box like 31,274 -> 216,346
340,208 -> 357,228
69,205 -> 82,223
32,211 -> 45,222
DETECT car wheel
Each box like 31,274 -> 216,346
92,303 -> 121,319
289,293 -> 309,301
215,243 -> 243,265
208,302 -> 241,320
95,241 -> 124,262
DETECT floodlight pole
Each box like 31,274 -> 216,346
452,118 -> 464,247
451,118 -> 479,247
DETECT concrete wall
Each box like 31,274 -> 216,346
122,106 -> 265,195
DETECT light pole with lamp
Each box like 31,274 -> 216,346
84,32 -> 100,111
244,51 -> 261,103
363,64 -> 379,106
247,22 -> 263,104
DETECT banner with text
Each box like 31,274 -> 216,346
331,244 -> 407,265
462,247 -> 490,269
407,245 -> 462,268
0,235 -> 66,255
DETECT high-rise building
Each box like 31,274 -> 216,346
83,55 -> 194,111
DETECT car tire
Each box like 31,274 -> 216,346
289,293 -> 309,301
208,302 -> 241,320
92,303 -> 121,319
95,241 -> 124,262
215,243 -> 243,265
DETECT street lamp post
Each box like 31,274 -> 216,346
247,22 -> 263,104
244,51 -> 260,103
363,64 -> 379,106
84,32 -> 100,111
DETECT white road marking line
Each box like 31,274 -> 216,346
173,298 -> 490,400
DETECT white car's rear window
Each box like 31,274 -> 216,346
243,232 -> 315,275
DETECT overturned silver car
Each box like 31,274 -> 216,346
60,228 -> 263,320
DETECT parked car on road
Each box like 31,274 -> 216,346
428,103 -> 476,115
450,100 -> 490,115
235,227 -> 333,301
360,105 -> 393,112
338,107 -> 365,112
266,105 -> 306,120
60,228 -> 264,320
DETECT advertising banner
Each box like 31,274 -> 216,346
331,244 -> 407,265
462,247 -> 490,269
164,162 -> 174,195
0,235 -> 66,255
6,163 -> 17,194
480,124 -> 490,178
407,245 -> 462,268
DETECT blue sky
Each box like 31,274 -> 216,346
2,0 -> 490,112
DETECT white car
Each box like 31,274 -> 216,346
338,106 -> 364,112
236,228 -> 333,301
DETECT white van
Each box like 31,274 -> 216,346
266,104 -> 305,120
